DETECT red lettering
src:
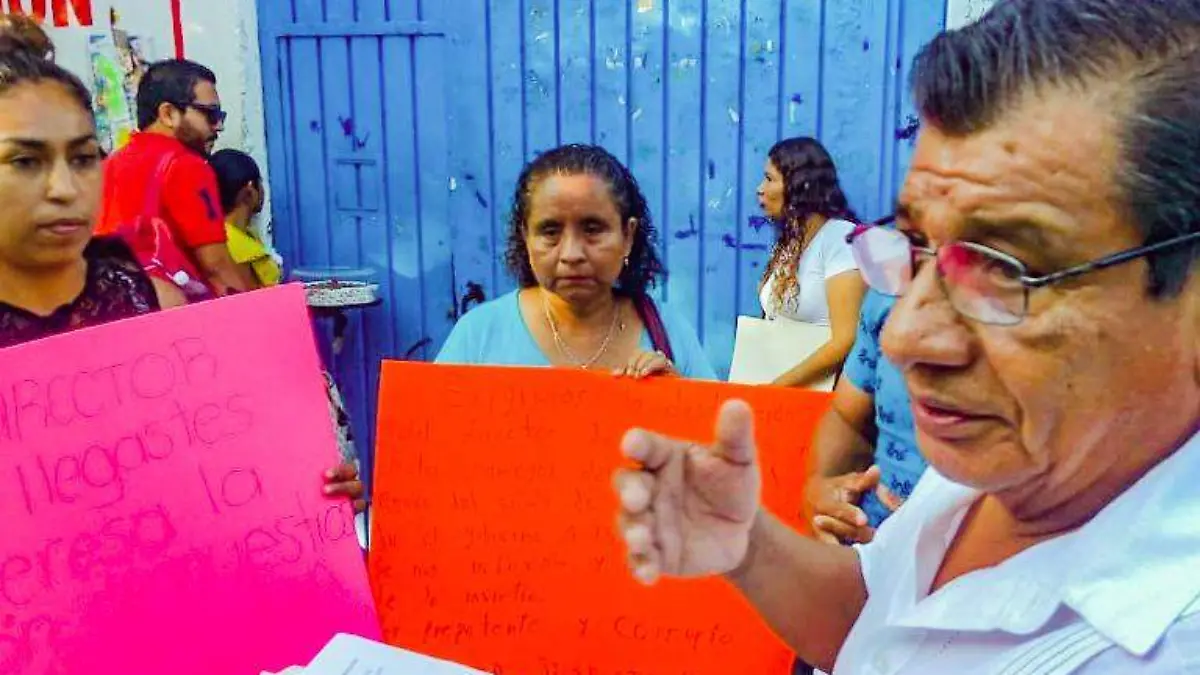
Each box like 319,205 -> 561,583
51,0 -> 93,27
221,468 -> 264,508
192,403 -> 224,445
320,502 -> 353,542
241,529 -> 284,568
129,353 -> 177,399
53,453 -> 82,504
171,337 -> 218,386
1,0 -> 44,21
0,556 -> 33,606
3,0 -> 92,27
66,532 -> 100,581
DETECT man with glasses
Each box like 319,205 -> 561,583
614,0 -> 1200,672
97,59 -> 252,297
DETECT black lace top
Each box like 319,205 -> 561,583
0,237 -> 160,349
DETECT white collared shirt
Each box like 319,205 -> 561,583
836,430 -> 1200,674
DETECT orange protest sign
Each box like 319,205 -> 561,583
370,363 -> 832,675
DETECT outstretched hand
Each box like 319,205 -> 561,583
613,400 -> 763,585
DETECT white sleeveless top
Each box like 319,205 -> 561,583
759,218 -> 858,326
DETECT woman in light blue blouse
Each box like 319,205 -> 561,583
437,144 -> 714,380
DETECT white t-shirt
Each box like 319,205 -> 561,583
837,430 -> 1200,674
759,218 -> 859,326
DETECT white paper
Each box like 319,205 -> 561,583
303,634 -> 487,675
728,316 -> 835,391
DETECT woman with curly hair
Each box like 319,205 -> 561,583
437,144 -> 714,379
757,137 -> 865,388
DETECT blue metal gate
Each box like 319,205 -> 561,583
258,0 -> 454,483
258,0 -> 947,477
443,0 -> 945,378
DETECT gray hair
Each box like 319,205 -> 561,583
911,0 -> 1200,297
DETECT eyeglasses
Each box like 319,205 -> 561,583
181,102 -> 226,126
847,219 -> 1200,326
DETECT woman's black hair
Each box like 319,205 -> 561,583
209,149 -> 262,214
763,137 -> 857,306
135,59 -> 217,131
0,41 -> 91,116
0,13 -> 54,61
505,144 -> 665,296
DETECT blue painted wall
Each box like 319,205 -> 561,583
441,0 -> 945,374
258,0 -> 947,476
258,0 -> 456,486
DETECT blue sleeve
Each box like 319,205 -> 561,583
657,301 -> 717,380
843,293 -> 883,394
434,311 -> 479,364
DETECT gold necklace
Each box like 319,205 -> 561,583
541,290 -> 622,369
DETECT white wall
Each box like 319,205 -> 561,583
179,0 -> 272,236
41,5 -> 169,78
179,0 -> 269,182
947,0 -> 997,29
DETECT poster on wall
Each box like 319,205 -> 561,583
86,15 -> 156,152
87,33 -> 133,151
26,2 -> 174,152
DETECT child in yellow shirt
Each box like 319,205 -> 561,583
210,149 -> 282,287
209,149 -> 359,471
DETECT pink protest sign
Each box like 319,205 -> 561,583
0,284 -> 379,674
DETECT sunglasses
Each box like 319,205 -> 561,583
847,218 -> 1200,326
181,102 -> 227,127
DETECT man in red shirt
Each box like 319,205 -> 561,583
96,59 -> 252,296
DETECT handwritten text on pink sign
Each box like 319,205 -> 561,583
0,286 -> 378,674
